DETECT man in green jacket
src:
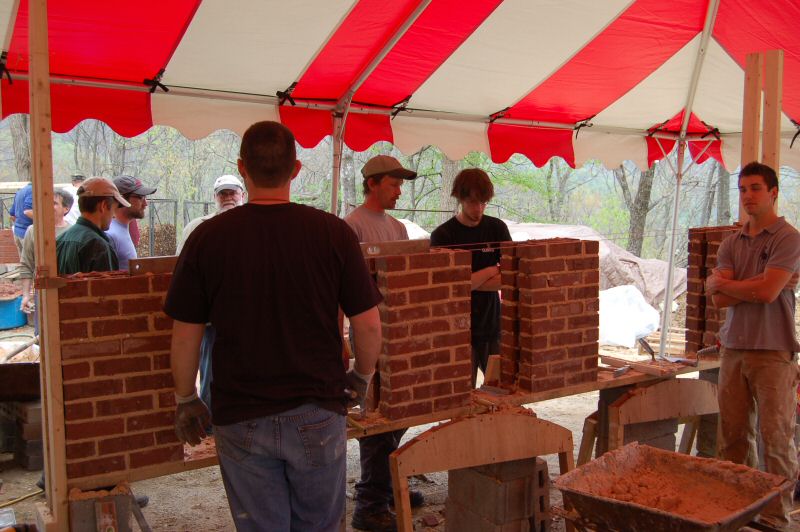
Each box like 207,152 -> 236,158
56,177 -> 130,274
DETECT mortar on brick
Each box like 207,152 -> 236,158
58,271 -> 183,488
370,248 -> 473,420
499,239 -> 599,393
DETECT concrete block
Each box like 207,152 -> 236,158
69,494 -> 132,532
446,498 -> 544,532
448,458 -> 549,526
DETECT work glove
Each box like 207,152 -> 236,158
344,369 -> 372,410
174,396 -> 211,446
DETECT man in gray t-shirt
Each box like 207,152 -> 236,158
706,162 -> 800,528
344,155 -> 421,531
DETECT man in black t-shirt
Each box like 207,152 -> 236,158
165,121 -> 383,531
431,169 -> 511,386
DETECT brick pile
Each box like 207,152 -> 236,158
58,272 -> 180,486
0,229 -> 20,264
14,401 -> 43,470
370,249 -> 474,421
499,239 -> 599,393
685,225 -> 738,353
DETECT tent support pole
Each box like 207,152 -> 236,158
29,0 -> 68,529
658,141 -> 686,358
331,111 -> 346,214
656,0 -> 718,358
328,0 -> 431,215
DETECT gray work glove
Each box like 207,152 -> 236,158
174,397 -> 211,446
344,369 -> 372,410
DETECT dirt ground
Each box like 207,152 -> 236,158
0,390 -> 598,531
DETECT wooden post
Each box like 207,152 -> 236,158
762,49 -> 783,214
28,0 -> 68,530
740,52 -> 763,223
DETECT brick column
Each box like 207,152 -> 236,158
374,249 -> 474,420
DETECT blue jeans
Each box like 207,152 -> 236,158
355,429 -> 407,514
199,325 -> 215,411
214,404 -> 346,532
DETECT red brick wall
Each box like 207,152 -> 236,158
372,249 -> 474,420
499,239 -> 599,392
0,229 -> 20,264
58,271 -> 179,486
685,226 -> 738,353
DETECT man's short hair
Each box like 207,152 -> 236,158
740,161 -> 779,191
451,168 -> 494,202
363,174 -> 386,196
54,188 -> 74,211
78,196 -> 114,214
239,121 -> 296,188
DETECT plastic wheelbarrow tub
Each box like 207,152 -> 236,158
555,442 -> 791,532
0,295 -> 26,330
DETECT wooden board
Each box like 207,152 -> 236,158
360,239 -> 430,257
129,256 -> 178,276
607,378 -> 719,451
346,360 -> 722,439
600,355 -> 678,377
741,52 -> 763,223
389,409 -> 575,532
762,49 -> 784,178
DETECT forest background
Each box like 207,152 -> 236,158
1,114 -> 799,266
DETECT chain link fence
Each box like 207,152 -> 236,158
135,199 -> 178,257
183,201 -> 214,227
0,194 -> 14,229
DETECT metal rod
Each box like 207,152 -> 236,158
659,140 -> 686,358
329,0 -> 432,215
680,0 -> 720,136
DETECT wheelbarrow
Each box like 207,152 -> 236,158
554,442 -> 791,531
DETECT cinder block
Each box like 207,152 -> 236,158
448,458 -> 550,526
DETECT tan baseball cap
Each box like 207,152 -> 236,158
361,155 -> 417,180
77,177 -> 131,207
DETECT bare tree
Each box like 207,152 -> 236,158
9,115 -> 30,181
439,157 -> 460,224
716,163 -> 731,225
614,164 -> 655,256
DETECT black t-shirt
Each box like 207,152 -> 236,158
164,203 -> 382,425
430,215 -> 511,342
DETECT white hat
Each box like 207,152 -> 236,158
214,175 -> 244,193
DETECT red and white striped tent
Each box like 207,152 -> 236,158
2,0 -> 800,171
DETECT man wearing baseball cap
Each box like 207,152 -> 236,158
177,174 -> 244,254
105,176 -> 157,270
175,174 -> 245,424
56,177 -> 130,275
345,155 -> 423,531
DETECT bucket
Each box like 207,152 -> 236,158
0,296 -> 27,330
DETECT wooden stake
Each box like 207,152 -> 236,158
606,379 -> 719,451
28,0 -> 68,529
740,52 -> 763,223
762,49 -> 783,209
390,410 -> 575,532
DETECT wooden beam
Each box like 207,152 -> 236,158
599,355 -> 678,377
28,0 -> 68,529
762,49 -> 784,197
740,52 -> 763,223
389,410 -> 574,532
607,379 -> 719,451
360,239 -> 430,258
